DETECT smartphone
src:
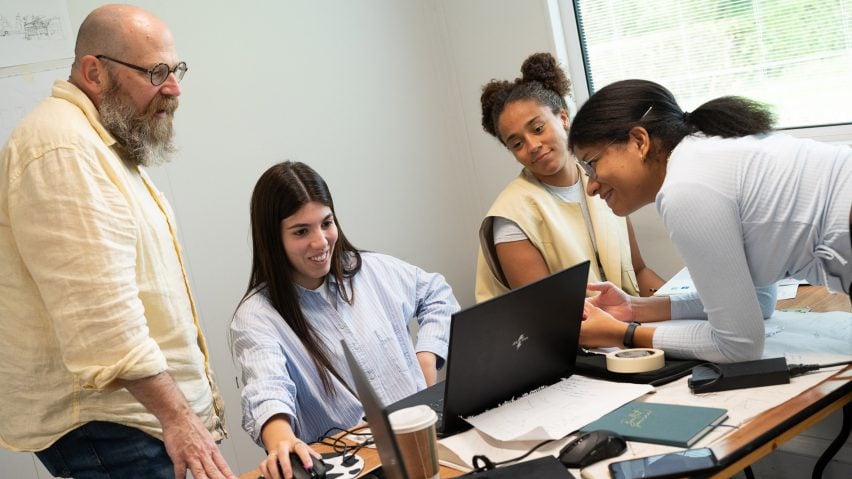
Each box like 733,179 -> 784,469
608,448 -> 719,479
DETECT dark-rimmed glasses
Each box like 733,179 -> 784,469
577,105 -> 653,180
96,54 -> 187,86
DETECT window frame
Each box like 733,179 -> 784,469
550,0 -> 852,145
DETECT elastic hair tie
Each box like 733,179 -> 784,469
682,111 -> 691,122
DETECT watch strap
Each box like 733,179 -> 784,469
623,321 -> 641,348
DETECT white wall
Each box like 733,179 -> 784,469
437,0 -> 557,209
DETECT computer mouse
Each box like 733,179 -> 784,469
558,429 -> 627,468
278,452 -> 328,479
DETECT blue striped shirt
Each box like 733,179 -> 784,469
230,252 -> 458,445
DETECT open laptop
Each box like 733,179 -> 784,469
388,260 -> 590,436
342,340 -> 409,479
342,340 -> 576,479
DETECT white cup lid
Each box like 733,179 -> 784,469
388,405 -> 438,434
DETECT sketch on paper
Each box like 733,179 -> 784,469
0,0 -> 73,68
1,13 -> 62,40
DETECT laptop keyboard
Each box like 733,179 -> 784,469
431,397 -> 445,425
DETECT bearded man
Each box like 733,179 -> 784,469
0,4 -> 235,478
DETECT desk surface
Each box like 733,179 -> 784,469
239,286 -> 850,479
707,285 -> 850,477
777,284 -> 850,313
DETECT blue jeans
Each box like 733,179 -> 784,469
35,421 -> 174,478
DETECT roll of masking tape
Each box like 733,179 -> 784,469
606,348 -> 665,373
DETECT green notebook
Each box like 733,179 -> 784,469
580,401 -> 728,448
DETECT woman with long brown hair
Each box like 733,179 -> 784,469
230,161 -> 457,479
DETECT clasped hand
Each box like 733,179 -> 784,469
581,282 -> 636,348
585,281 -> 635,321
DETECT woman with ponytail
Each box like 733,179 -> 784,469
230,161 -> 457,478
569,79 -> 851,363
475,53 -> 664,303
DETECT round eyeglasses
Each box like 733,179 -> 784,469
96,54 -> 188,86
577,138 -> 615,180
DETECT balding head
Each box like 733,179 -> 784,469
74,4 -> 171,61
69,4 -> 179,108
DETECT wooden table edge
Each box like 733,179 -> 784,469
708,367 -> 852,478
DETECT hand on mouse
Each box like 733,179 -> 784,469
259,415 -> 325,479
260,437 -> 322,479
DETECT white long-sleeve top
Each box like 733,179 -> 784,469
654,133 -> 851,362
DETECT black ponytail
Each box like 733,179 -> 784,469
569,79 -> 775,160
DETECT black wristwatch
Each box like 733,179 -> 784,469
623,321 -> 641,348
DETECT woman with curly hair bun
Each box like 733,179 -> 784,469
475,52 -> 664,303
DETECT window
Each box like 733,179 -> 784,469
562,0 -> 852,133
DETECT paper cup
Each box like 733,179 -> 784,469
388,405 -> 440,479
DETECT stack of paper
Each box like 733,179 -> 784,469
653,267 -> 803,300
652,267 -> 695,297
437,376 -> 653,470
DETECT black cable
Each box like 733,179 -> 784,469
468,433 -> 571,473
313,424 -> 372,466
691,362 -> 724,390
787,360 -> 852,378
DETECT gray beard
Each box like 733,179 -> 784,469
99,83 -> 177,167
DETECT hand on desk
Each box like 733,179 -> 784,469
161,408 -> 237,479
120,372 -> 237,479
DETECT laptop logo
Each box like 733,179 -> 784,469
512,334 -> 529,350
